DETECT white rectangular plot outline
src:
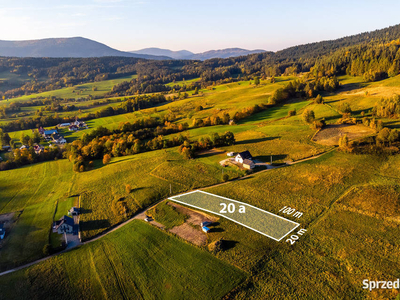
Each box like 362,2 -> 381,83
168,190 -> 300,242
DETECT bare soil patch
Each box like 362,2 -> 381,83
0,212 -> 15,224
168,202 -> 218,246
313,124 -> 375,146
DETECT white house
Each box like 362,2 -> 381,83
235,151 -> 253,164
53,215 -> 74,234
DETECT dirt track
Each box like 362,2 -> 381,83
168,202 -> 217,246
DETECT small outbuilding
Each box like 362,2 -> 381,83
68,207 -> 80,216
202,226 -> 210,233
227,152 -> 234,157
201,221 -> 212,227
243,159 -> 255,170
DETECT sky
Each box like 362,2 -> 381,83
1,0 -> 400,53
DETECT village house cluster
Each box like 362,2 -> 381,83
37,119 -> 88,146
58,119 -> 88,132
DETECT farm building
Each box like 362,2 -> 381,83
52,134 -> 66,144
201,221 -> 212,227
227,152 -> 234,157
43,129 -> 58,136
243,159 -> 255,170
202,226 -> 210,233
69,125 -> 78,131
53,215 -> 74,234
235,151 -> 253,164
58,123 -> 71,127
0,224 -> 5,239
68,207 -> 80,216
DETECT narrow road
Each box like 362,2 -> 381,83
0,148 -> 335,277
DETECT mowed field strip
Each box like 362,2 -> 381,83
169,190 -> 300,241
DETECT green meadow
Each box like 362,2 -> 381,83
0,221 -> 246,300
0,147 -> 244,271
203,151 -> 400,299
1,73 -> 400,299
1,75 -> 137,104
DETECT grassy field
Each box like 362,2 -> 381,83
0,77 -> 296,148
0,76 -> 345,270
1,73 -> 400,299
147,201 -> 188,229
165,77 -> 201,87
1,75 -> 137,104
0,71 -> 33,93
0,147 -> 245,270
0,160 -> 76,271
201,151 -> 400,299
0,220 -> 246,300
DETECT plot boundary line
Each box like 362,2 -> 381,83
169,190 -> 300,241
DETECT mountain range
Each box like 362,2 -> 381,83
129,47 -> 266,60
0,37 -> 265,60
0,37 -> 170,60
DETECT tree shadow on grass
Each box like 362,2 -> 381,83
210,228 -> 224,233
80,219 -> 111,231
351,108 -> 374,116
222,240 -> 239,251
197,151 -> 225,159
255,154 -> 287,162
338,82 -> 367,93
384,120 -> 400,129
235,136 -> 278,145
78,208 -> 92,214
108,157 -> 134,165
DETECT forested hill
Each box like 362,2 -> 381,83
0,37 -> 170,60
2,23 -> 400,99
275,23 -> 400,61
